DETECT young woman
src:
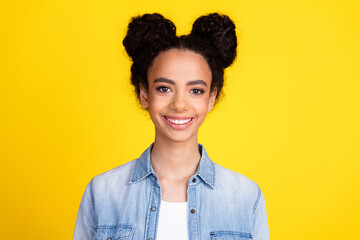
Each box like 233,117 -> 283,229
74,13 -> 269,240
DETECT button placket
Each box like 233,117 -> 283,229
145,181 -> 161,240
187,186 -> 200,240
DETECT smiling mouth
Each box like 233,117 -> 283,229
163,116 -> 194,125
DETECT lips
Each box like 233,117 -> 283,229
163,115 -> 195,129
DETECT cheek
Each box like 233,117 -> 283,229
195,98 -> 211,116
147,91 -> 162,107
147,92 -> 168,117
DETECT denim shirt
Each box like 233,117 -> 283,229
74,143 -> 270,240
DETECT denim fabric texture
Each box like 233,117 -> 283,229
74,143 -> 270,240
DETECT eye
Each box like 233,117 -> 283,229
156,86 -> 171,93
191,88 -> 204,95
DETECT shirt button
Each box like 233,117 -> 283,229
191,209 -> 195,214
148,238 -> 153,240
192,178 -> 197,183
107,238 -> 112,240
151,206 -> 156,211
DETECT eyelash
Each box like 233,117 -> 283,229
156,86 -> 205,95
157,86 -> 171,93
191,88 -> 204,95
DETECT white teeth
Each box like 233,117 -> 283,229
166,117 -> 192,124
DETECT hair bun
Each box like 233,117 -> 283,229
123,13 -> 177,62
191,13 -> 237,68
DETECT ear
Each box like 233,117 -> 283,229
208,88 -> 217,112
139,84 -> 149,108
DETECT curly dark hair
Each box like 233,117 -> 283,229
123,13 -> 237,106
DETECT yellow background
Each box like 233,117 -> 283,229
1,0 -> 359,239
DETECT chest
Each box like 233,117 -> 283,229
92,180 -> 254,240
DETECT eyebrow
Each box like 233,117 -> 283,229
153,78 -> 208,87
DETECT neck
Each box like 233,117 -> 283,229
150,136 -> 201,181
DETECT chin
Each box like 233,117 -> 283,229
167,133 -> 193,143
158,130 -> 197,143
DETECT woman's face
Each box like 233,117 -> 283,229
140,49 -> 217,143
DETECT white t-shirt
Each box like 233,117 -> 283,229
156,200 -> 188,240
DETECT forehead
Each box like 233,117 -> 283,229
147,49 -> 212,84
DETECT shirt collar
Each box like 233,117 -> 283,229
129,143 -> 215,188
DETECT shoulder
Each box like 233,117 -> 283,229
214,163 -> 258,188
214,163 -> 261,202
89,160 -> 136,191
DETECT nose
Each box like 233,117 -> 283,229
170,92 -> 189,112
